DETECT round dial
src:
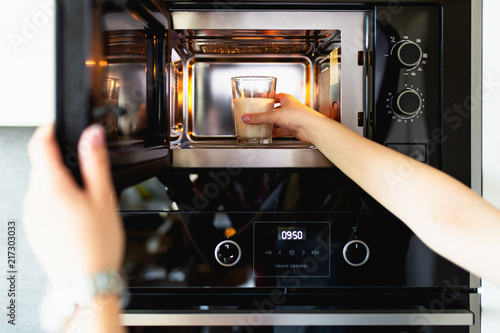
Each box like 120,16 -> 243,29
395,40 -> 423,68
343,240 -> 370,267
392,89 -> 422,118
215,240 -> 241,267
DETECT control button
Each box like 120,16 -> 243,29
343,240 -> 370,267
214,240 -> 241,267
392,89 -> 422,117
289,250 -> 295,256
396,41 -> 423,68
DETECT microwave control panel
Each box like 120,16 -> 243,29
253,222 -> 331,278
373,5 -> 441,168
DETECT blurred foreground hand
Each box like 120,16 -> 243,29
23,124 -> 124,285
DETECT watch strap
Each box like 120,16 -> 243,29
72,270 -> 125,306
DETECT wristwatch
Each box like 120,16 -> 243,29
39,270 -> 126,333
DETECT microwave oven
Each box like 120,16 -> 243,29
56,0 -> 482,332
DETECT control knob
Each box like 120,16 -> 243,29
343,240 -> 370,267
215,240 -> 241,267
394,40 -> 423,68
392,89 -> 422,118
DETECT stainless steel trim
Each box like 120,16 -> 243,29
172,11 -> 366,30
469,293 -> 481,333
470,273 -> 481,289
120,310 -> 474,326
470,0 -> 482,196
103,12 -> 169,30
171,141 -> 333,168
470,0 -> 483,292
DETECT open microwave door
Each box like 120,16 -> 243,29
56,0 -> 171,191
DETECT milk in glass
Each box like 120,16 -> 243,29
233,97 -> 274,143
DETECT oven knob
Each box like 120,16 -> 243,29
392,89 -> 422,117
215,240 -> 241,267
343,240 -> 370,267
395,40 -> 422,68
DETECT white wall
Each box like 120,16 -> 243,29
480,0 -> 500,331
0,0 -> 55,126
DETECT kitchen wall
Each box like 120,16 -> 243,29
479,0 -> 500,330
0,127 -> 42,332
1,2 -> 54,332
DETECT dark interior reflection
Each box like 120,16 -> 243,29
120,170 -> 438,291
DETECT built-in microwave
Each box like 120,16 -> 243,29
56,0 -> 482,331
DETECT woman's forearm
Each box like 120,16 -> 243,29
242,93 -> 500,285
309,116 -> 500,285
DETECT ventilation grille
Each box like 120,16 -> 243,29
199,43 -> 308,54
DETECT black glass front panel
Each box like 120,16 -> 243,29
373,6 -> 441,169
123,212 -> 469,290
120,171 -> 470,293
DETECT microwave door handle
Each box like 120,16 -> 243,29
56,0 -> 105,185
56,0 -> 172,188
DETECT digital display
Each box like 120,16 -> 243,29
278,227 -> 306,240
254,221 -> 330,279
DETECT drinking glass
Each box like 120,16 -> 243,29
231,76 -> 277,144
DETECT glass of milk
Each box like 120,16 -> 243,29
231,76 -> 277,144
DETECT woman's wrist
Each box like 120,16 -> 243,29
303,113 -> 336,148
68,294 -> 125,333
39,269 -> 126,332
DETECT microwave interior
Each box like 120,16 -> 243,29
97,9 -> 367,169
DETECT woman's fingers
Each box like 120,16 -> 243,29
27,124 -> 75,190
272,127 -> 293,137
77,124 -> 115,201
241,111 -> 280,125
275,92 -> 293,105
